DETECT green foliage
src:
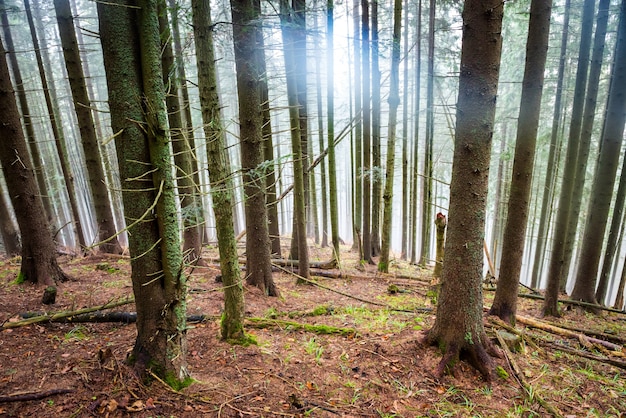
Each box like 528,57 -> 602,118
12,272 -> 25,285
496,366 -> 509,379
163,373 -> 195,391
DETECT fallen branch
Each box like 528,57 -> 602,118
517,293 -> 626,315
488,316 -> 540,352
2,296 -> 135,329
246,317 -> 356,336
516,315 -> 622,352
542,341 -> 626,371
17,311 -> 213,324
0,388 -> 74,403
495,331 -> 563,418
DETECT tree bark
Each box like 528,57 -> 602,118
0,35 -> 68,286
54,0 -> 122,255
424,0 -> 504,380
192,0 -> 245,340
280,0 -> 310,281
379,0 -> 402,273
571,0 -> 626,307
98,0 -> 188,382
230,0 -> 278,296
543,0 -> 596,317
489,0 -> 553,325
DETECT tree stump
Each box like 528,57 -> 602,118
42,286 -> 57,305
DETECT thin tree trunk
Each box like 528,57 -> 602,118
352,0 -> 362,254
379,0 -> 402,273
409,0 -> 422,265
370,0 -> 381,258
489,0 -> 553,325
361,0 -> 373,264
0,1 -> 54,223
563,0 -> 610,292
400,0 -> 410,260
280,0 -> 310,281
530,0 -> 571,290
54,0 -> 122,255
327,0 -> 341,263
0,184 -> 20,256
0,34 -> 68,286
192,0 -> 245,340
543,0 -> 596,317
24,0 -> 85,250
157,0 -> 203,266
571,0 -> 626,307
231,0 -> 278,296
420,0 -> 435,267
315,9 -> 329,249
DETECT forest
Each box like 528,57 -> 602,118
1,0 -> 626,416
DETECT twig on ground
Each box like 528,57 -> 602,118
0,388 -> 74,403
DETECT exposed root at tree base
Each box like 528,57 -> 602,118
423,332 -> 502,382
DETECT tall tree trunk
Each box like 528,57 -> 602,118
98,0 -> 188,382
543,0 -> 596,317
489,0 -> 553,325
280,0 -> 310,281
0,34 -> 68,286
420,0 -> 435,267
230,0 -> 278,296
54,0 -> 122,255
379,0 -> 402,273
400,0 -> 410,260
314,8 -> 329,249
157,0 -> 203,266
370,0 -> 381,258
327,0 -> 341,263
424,0 -> 504,379
530,0 -> 571,290
409,0 -> 422,265
0,0 -> 55,224
571,0 -> 626,307
191,0 -> 245,341
562,0 -> 610,292
24,0 -> 85,251
361,0 -> 373,264
352,0 -> 362,255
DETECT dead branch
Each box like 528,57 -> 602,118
542,341 -> 626,370
517,293 -> 626,315
516,315 -> 622,352
0,388 -> 74,403
495,331 -> 563,418
2,296 -> 135,329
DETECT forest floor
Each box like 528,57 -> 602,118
0,244 -> 625,418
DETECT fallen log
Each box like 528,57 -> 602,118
516,315 -> 622,352
0,388 -> 74,403
2,296 -> 135,329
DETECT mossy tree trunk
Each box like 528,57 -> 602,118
157,0 -> 203,266
280,0 -> 310,282
327,0 -> 341,264
424,0 -> 503,380
379,0 -> 402,273
191,0 -> 245,341
98,0 -> 188,382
